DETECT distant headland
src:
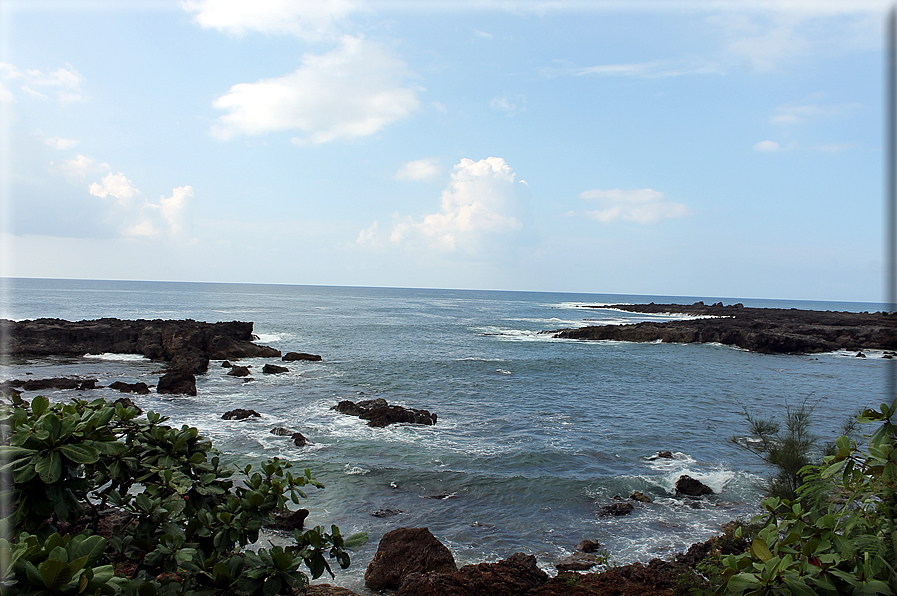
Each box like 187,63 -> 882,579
552,302 -> 897,354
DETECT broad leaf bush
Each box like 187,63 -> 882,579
720,400 -> 897,595
0,394 -> 367,595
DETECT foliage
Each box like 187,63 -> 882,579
0,395 -> 367,595
719,400 -> 897,595
732,399 -> 821,501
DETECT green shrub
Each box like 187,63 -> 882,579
0,395 -> 367,595
719,400 -> 897,595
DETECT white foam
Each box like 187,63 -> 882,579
253,333 -> 282,343
84,353 -> 150,362
495,369 -> 512,375
344,464 -> 370,475
830,349 -> 892,359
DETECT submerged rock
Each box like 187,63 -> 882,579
599,502 -> 634,516
222,408 -> 260,420
332,398 -> 437,427
262,363 -> 289,374
675,475 -> 713,496
283,352 -> 322,362
109,381 -> 151,395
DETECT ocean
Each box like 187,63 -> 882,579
0,278 -> 889,593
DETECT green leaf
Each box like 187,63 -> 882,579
751,537 -> 773,563
342,532 -> 368,549
41,412 -> 63,440
32,396 -> 49,418
70,535 -> 107,566
58,443 -> 100,464
36,450 -> 62,483
38,558 -> 74,591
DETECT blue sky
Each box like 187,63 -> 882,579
0,0 -> 890,301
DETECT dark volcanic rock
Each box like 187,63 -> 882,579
675,475 -> 713,496
12,377 -> 80,391
396,552 -> 549,596
630,491 -> 653,503
0,318 -> 281,374
576,539 -> 602,553
109,381 -> 151,395
364,527 -> 458,591
273,508 -> 309,531
372,508 -> 403,518
552,303 -> 897,354
222,408 -> 260,420
282,352 -> 322,362
332,398 -> 437,427
530,559 -> 679,596
599,502 -> 635,516
113,397 -> 143,414
157,370 -> 197,396
227,365 -> 251,377
556,552 -> 601,572
271,427 -> 293,436
262,363 -> 289,374
290,432 -> 309,446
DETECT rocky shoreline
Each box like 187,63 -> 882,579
552,302 -> 897,354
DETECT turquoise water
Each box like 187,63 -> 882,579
1,278 -> 889,593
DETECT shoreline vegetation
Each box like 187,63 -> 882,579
2,308 -> 895,594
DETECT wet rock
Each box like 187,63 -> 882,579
856,351 -> 866,358
530,559 -> 679,596
78,379 -> 98,390
599,502 -> 634,516
221,360 -> 233,368
372,508 -> 403,518
675,475 -> 713,496
630,491 -> 653,503
0,318 -> 281,373
332,398 -> 437,427
227,365 -> 251,377
283,352 -> 322,362
156,370 -> 197,396
291,432 -> 309,446
113,397 -> 143,414
14,377 -> 80,391
364,527 -> 458,591
396,552 -> 548,596
576,539 -> 602,553
556,552 -> 601,572
109,381 -> 151,395
273,508 -> 309,532
262,363 -> 289,374
649,451 -> 674,460
222,408 -> 260,421
270,427 -> 293,436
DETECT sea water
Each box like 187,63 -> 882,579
0,278 -> 889,593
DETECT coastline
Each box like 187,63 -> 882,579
553,302 -> 897,354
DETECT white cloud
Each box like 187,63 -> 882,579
812,143 -> 855,152
579,188 -> 690,224
211,36 -> 419,144
365,157 -> 526,252
0,62 -> 84,104
490,94 -> 526,116
546,57 -> 725,79
158,186 -> 194,235
771,101 -> 861,125
474,29 -> 493,40
50,154 -> 110,184
395,158 -> 441,181
89,173 -> 138,204
754,140 -> 781,151
181,0 -> 356,41
44,136 -> 79,150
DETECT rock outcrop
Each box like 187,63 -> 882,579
332,398 -> 437,427
364,527 -> 458,591
109,381 -> 151,395
262,364 -> 289,374
1,318 -> 281,374
222,409 -> 260,420
675,475 -> 713,496
283,352 -> 322,362
157,370 -> 197,396
553,303 -> 897,354
396,553 -> 549,596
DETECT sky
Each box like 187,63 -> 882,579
0,0 -> 891,302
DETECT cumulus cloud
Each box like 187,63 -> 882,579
182,0 -> 356,41
50,154 -> 192,238
211,36 -> 419,144
0,62 -> 84,104
579,188 -> 690,224
366,157 -> 526,252
395,158 -> 441,181
44,136 -> 79,150
89,173 -> 138,204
